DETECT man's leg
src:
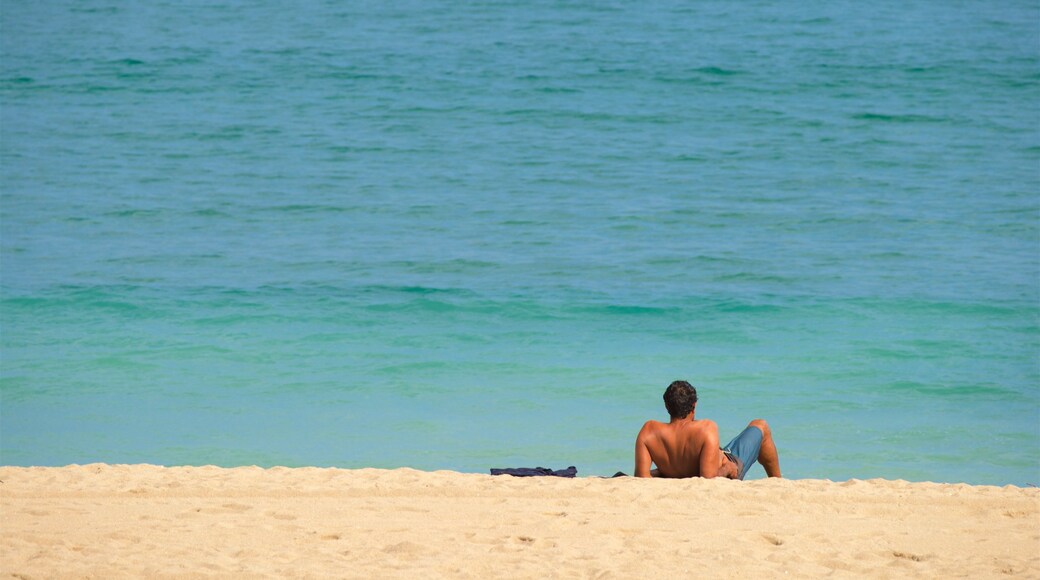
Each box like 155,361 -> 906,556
748,419 -> 781,478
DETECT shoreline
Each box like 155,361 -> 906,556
1,462 -> 1033,489
2,464 -> 1038,578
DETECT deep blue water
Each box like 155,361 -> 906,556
2,0 -> 1038,484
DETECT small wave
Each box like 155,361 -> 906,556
564,303 -> 682,317
653,75 -> 726,86
363,285 -> 474,296
644,255 -> 730,266
397,286 -> 464,296
863,347 -> 927,360
866,251 -> 908,259
3,288 -> 158,316
885,381 -> 1024,400
851,112 -> 948,124
534,86 -> 581,94
260,204 -> 354,213
714,272 -> 794,284
327,145 -> 388,154
693,66 -> 743,76
70,6 -> 118,13
669,154 -> 708,163
103,208 -> 163,218
191,313 -> 295,325
81,85 -> 125,93
713,300 -> 788,314
188,128 -> 246,142
375,361 -> 452,375
189,208 -> 230,217
498,219 -> 549,226
89,355 -> 158,370
850,298 -> 1021,317
599,304 -> 679,316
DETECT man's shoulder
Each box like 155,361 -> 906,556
687,419 -> 720,444
693,418 -> 719,431
637,420 -> 669,439
638,419 -> 666,432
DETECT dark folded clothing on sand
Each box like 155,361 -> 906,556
490,466 -> 577,477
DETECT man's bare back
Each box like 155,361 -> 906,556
635,381 -> 782,480
635,417 -> 738,478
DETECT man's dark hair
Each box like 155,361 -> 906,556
663,380 -> 698,419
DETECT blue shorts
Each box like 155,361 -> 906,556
722,425 -> 764,480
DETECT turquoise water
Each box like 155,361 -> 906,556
2,1 -> 1038,485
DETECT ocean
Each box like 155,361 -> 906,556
2,0 -> 1037,485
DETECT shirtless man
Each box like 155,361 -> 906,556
634,380 -> 782,479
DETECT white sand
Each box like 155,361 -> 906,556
1,464 -> 1037,578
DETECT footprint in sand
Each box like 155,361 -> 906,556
268,512 -> 298,521
383,541 -> 425,556
892,551 -> 926,562
175,508 -> 203,519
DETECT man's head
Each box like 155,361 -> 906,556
663,380 -> 698,419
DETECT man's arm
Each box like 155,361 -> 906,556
698,421 -> 722,479
634,423 -> 654,478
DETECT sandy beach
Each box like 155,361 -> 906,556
1,464 -> 1037,578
